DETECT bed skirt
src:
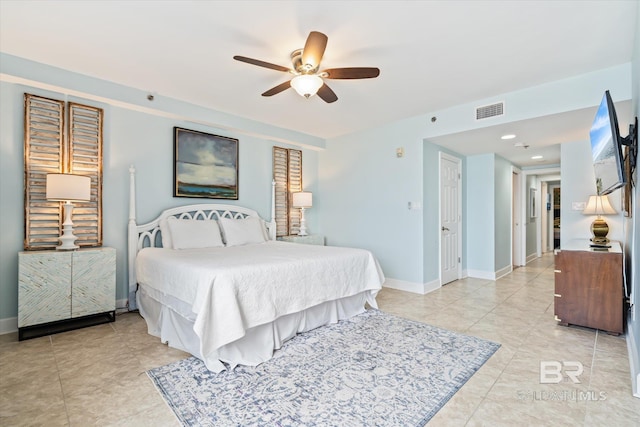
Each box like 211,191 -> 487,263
137,284 -> 377,372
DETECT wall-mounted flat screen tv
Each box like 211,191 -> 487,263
589,90 -> 626,195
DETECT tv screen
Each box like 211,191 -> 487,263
589,90 -> 626,195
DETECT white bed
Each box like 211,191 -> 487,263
127,168 -> 384,372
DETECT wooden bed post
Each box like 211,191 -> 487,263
127,165 -> 137,310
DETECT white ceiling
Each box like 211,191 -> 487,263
0,1 -> 637,167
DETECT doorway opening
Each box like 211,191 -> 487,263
552,186 -> 561,249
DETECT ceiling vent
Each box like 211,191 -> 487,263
475,101 -> 504,120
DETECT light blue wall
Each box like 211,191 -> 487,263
465,154 -> 495,273
0,82 -> 24,321
560,140 -> 624,246
0,57 -> 321,321
494,155 -> 512,271
422,142 -> 441,282
318,121 -> 425,283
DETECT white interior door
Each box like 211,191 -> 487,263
440,153 -> 461,285
512,169 -> 522,267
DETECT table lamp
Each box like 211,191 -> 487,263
582,194 -> 616,245
46,173 -> 91,250
292,191 -> 312,236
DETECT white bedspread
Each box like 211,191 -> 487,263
136,241 -> 384,361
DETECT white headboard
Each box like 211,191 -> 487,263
126,165 -> 277,309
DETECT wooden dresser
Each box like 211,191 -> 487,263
554,240 -> 624,335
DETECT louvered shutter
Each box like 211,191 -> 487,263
68,102 -> 103,247
273,147 -> 289,237
23,94 -> 66,250
287,149 -> 302,235
272,147 -> 303,237
23,94 -> 103,250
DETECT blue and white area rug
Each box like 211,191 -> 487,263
147,309 -> 500,426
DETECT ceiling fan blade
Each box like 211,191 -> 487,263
323,67 -> 380,79
316,83 -> 338,103
233,55 -> 291,73
261,80 -> 292,97
301,31 -> 328,69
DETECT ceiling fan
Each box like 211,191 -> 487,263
233,31 -> 380,103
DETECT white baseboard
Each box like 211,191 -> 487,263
383,278 -> 441,295
467,265 -> 512,281
526,253 -> 539,264
627,316 -> 640,398
495,265 -> 512,280
466,269 -> 496,280
422,278 -> 441,294
0,317 -> 18,335
116,298 -> 130,314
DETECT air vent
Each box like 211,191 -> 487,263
475,101 -> 504,120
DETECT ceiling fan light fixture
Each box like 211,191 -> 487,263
291,74 -> 323,98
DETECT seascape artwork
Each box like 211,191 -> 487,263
174,127 -> 238,199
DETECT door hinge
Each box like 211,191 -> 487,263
458,257 -> 461,263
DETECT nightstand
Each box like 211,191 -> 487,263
278,235 -> 325,246
18,247 -> 116,340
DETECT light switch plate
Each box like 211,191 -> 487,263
572,202 -> 586,211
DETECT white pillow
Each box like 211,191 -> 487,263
159,217 -> 173,248
218,216 -> 266,246
166,217 -> 225,249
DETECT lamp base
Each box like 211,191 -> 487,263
590,217 -> 609,246
56,202 -> 79,251
298,207 -> 309,236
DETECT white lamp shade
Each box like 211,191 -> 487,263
582,195 -> 616,216
46,173 -> 91,202
292,191 -> 313,208
290,75 -> 323,98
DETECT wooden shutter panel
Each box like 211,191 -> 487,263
68,102 -> 103,247
23,94 -> 104,250
273,147 -> 289,237
273,147 -> 303,237
23,94 -> 66,250
287,149 -> 302,235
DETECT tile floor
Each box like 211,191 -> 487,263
1,252 -> 639,426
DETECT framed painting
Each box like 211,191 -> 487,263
174,127 -> 239,199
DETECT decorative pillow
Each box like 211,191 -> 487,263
218,216 -> 266,246
159,217 -> 173,249
166,217 -> 225,249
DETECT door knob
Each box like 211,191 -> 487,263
442,226 -> 449,232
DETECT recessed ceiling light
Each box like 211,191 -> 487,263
501,134 -> 516,140
531,155 -> 543,160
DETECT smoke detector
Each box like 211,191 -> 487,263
514,141 -> 529,149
